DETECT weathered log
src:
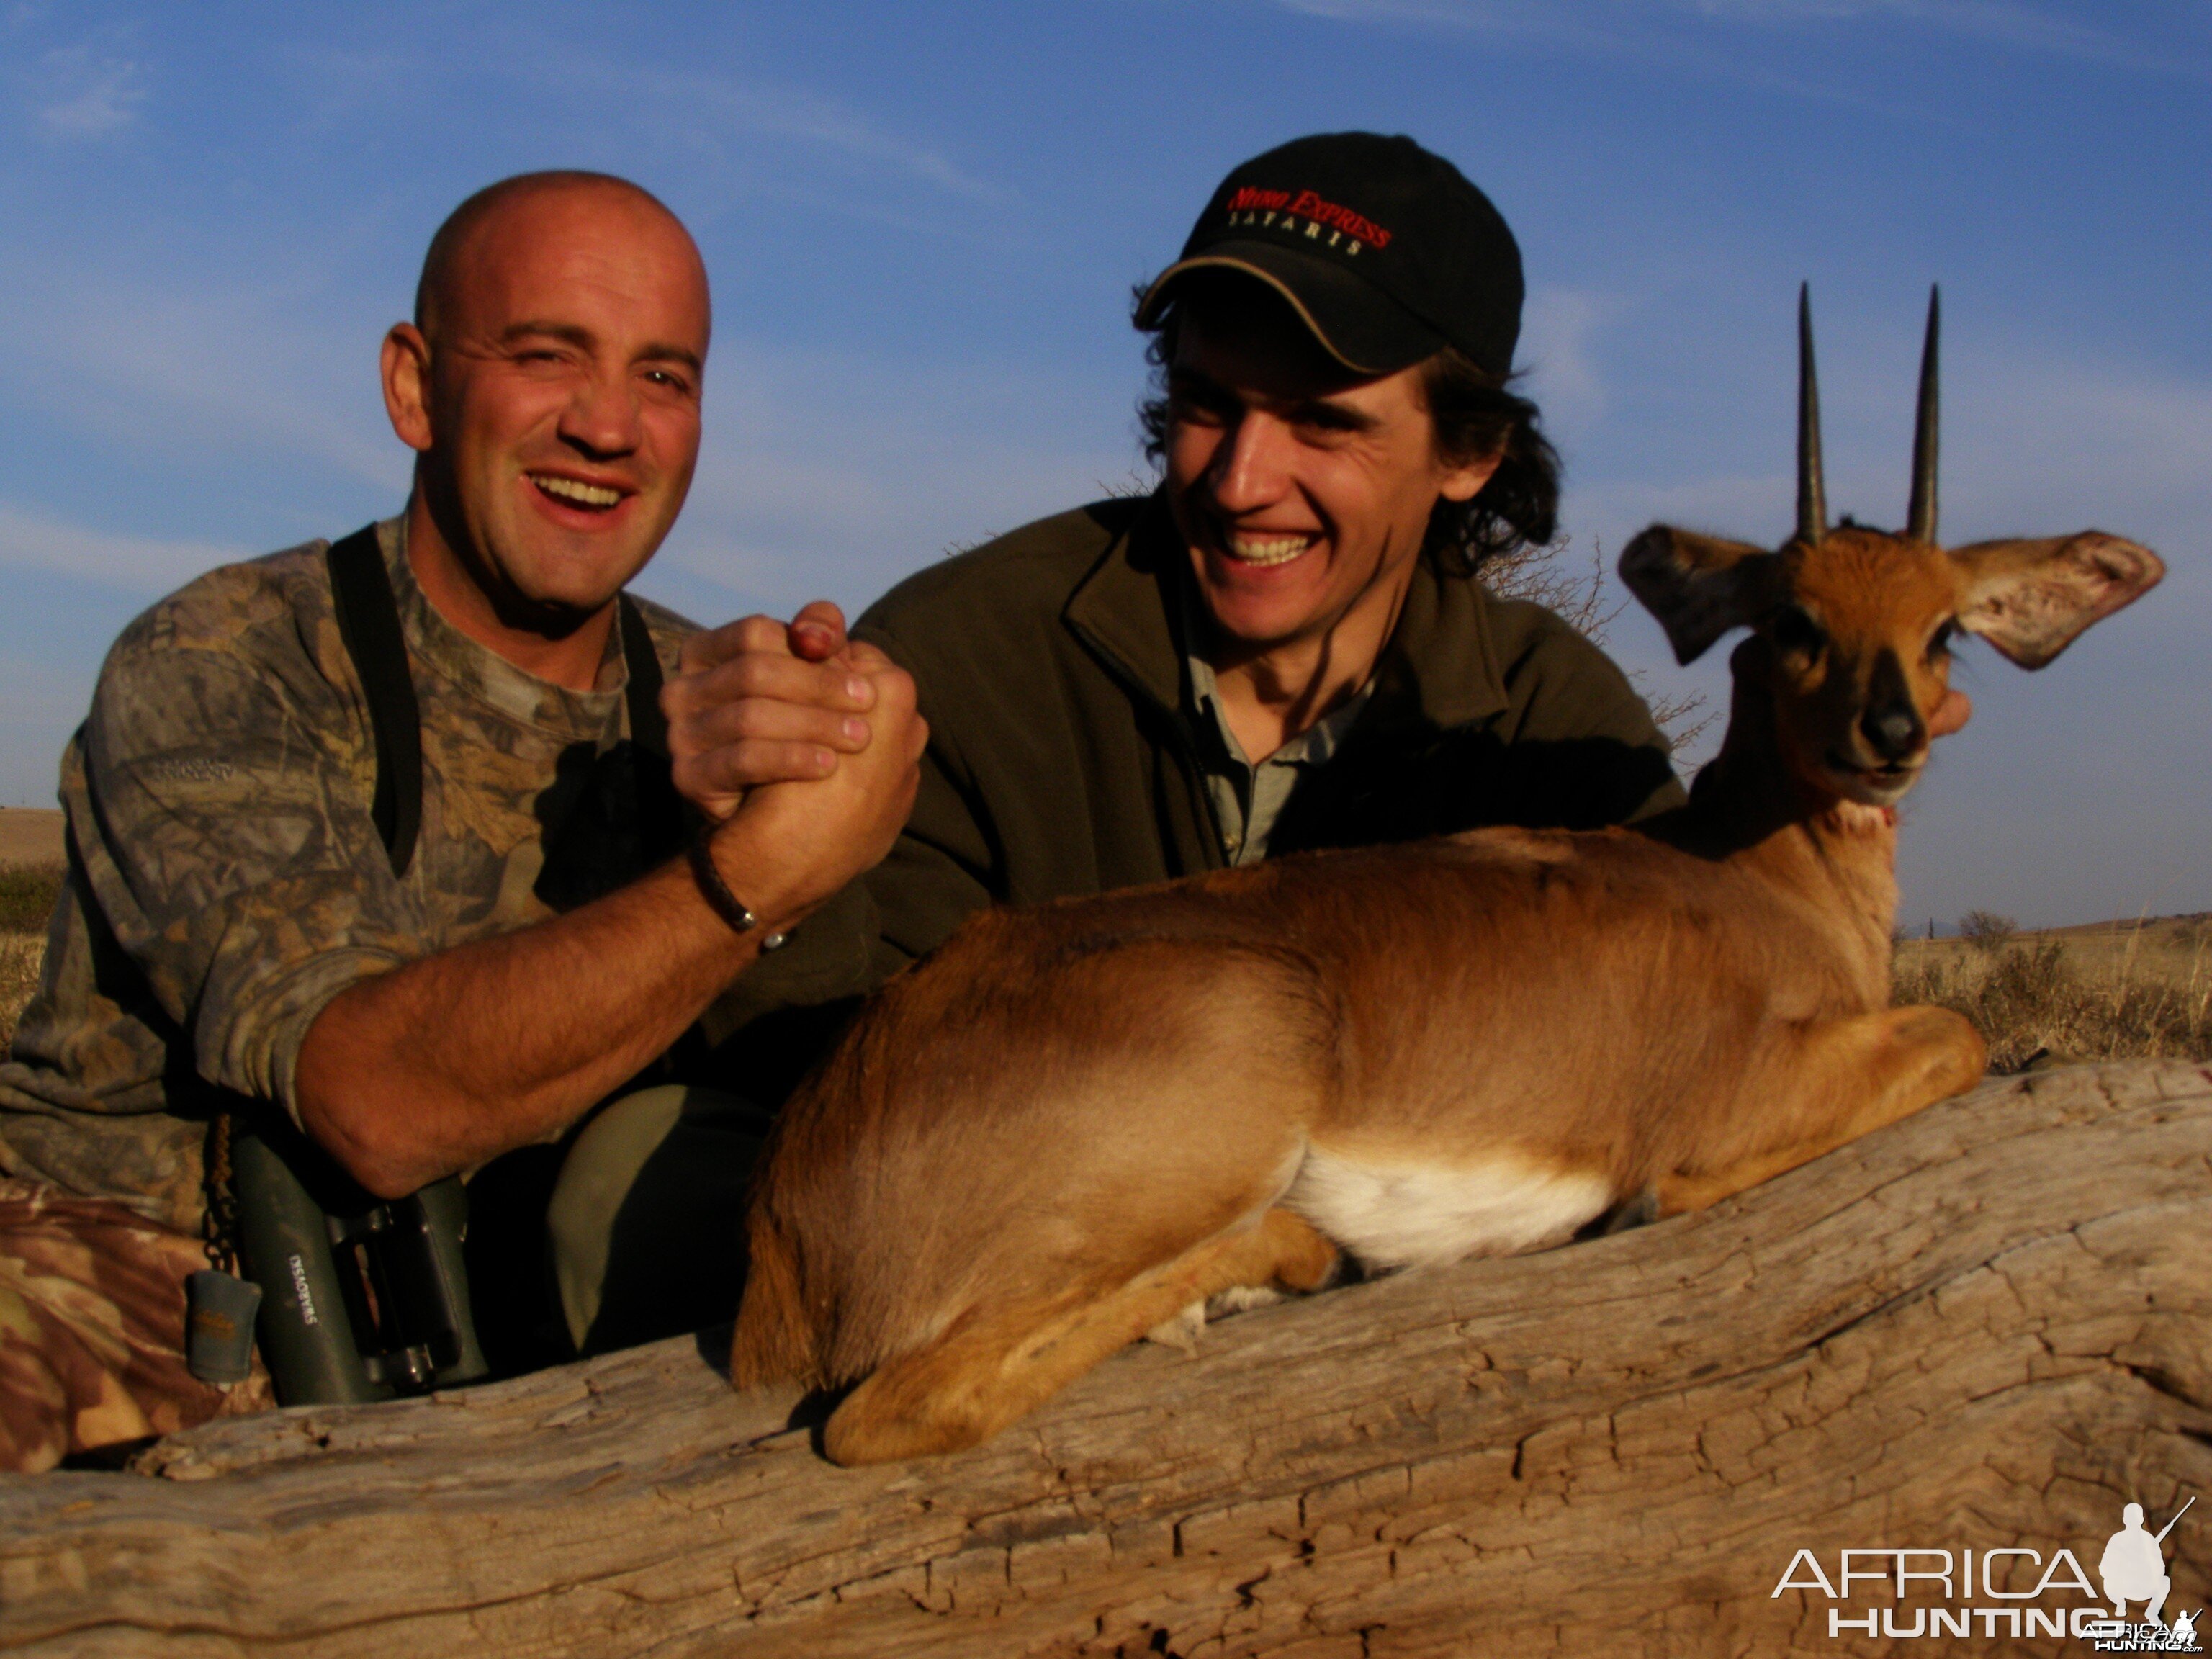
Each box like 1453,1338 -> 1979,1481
2,1058 -> 2208,1657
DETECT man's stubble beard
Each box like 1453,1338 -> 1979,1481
416,455 -> 657,644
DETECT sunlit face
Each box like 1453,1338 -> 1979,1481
1161,292 -> 1496,655
408,186 -> 711,626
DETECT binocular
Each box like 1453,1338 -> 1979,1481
225,1115 -> 489,1405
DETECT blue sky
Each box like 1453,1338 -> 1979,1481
1,0 -> 2205,927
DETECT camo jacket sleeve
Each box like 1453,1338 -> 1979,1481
63,554 -> 425,1123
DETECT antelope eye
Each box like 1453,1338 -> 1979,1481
1927,619 -> 1960,661
1769,604 -> 1826,658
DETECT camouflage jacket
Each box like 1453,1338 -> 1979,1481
0,519 -> 693,1236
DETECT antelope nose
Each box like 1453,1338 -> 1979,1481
1861,702 -> 1923,762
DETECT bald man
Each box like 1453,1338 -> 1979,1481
0,172 -> 921,1469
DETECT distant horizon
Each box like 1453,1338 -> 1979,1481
2,2 -> 2203,930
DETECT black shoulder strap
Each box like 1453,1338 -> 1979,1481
616,595 -> 669,755
616,595 -> 686,865
327,526 -> 681,880
326,526 -> 423,878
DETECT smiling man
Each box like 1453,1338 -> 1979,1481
0,171 -> 922,1469
688,132 -> 1686,1090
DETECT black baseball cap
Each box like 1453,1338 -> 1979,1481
1136,132 -> 1524,380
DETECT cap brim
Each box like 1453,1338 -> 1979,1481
1136,240 -> 1448,377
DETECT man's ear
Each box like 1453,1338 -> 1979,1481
380,323 -> 435,455
1949,532 -> 2164,669
1618,526 -> 1774,665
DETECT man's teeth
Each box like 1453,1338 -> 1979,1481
532,475 -> 623,509
1225,533 -> 1313,567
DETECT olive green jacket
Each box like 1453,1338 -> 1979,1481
708,495 -> 1683,1088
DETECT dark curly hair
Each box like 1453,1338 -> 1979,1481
1133,274 -> 1560,576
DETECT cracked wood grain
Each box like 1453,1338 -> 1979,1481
1,1060 -> 2207,1658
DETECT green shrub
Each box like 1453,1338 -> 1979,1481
1956,909 -> 2020,953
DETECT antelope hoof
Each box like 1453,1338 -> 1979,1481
1205,1282 -> 1287,1318
822,1385 -> 996,1467
1143,1299 -> 1208,1352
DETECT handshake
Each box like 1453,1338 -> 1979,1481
661,600 -> 930,932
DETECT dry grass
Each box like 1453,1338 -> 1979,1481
0,865 -> 60,1051
0,864 -> 62,933
1894,919 -> 2212,1074
1,935 -> 42,1053
1483,539 -> 1716,752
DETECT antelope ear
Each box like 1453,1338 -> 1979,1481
1619,526 -> 1774,665
1950,532 -> 2164,669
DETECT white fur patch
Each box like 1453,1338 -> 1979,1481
1141,1285 -> 1290,1351
1143,1300 -> 1206,1352
1285,1149 -> 1612,1272
1205,1283 -> 1287,1318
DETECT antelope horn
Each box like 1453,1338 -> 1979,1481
1797,282 -> 1827,547
1905,284 -> 1941,543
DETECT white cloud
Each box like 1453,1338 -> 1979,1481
269,35 -> 1007,209
1571,472 -> 1789,552
1688,0 -> 2207,77
1274,0 -> 1597,40
644,75 -> 1007,205
640,341 -> 1135,620
518,32 -> 1008,204
0,650 -> 96,804
28,42 -> 145,138
1549,333 -> 2212,784
0,254 -> 410,496
0,500 -> 246,594
1519,287 -> 1617,439
1566,336 -> 2212,567
1943,351 -> 2212,554
1263,0 -> 2211,81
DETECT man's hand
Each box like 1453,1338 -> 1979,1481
705,641 -> 928,929
665,600 -> 878,822
1930,688 -> 1972,739
296,603 -> 925,1197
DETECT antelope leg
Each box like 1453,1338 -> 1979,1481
823,1208 -> 1338,1466
1655,1005 -> 1985,1214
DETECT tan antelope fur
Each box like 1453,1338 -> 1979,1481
729,290 -> 2164,1465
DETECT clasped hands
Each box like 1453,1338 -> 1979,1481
659,601 -> 1971,939
662,601 -> 927,931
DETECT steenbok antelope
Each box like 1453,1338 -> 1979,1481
731,287 -> 2163,1465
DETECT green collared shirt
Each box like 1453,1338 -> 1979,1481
1179,580 -> 1375,866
